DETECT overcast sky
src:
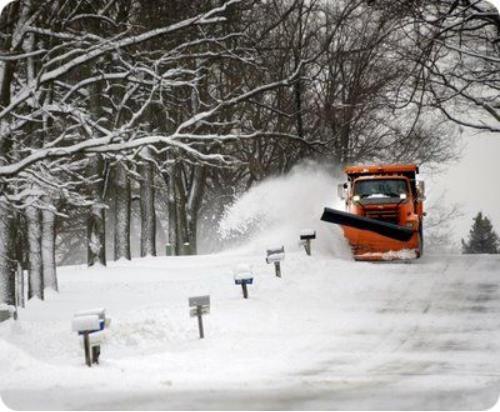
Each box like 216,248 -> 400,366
442,0 -> 500,243
423,133 -> 500,247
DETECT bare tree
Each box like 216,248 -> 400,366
377,0 -> 500,133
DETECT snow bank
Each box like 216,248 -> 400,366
218,163 -> 352,258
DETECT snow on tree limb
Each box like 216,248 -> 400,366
0,0 -> 242,122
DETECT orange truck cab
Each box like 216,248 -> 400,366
322,164 -> 425,261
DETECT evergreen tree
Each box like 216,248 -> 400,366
462,212 -> 499,254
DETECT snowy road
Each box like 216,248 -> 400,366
1,253 -> 500,410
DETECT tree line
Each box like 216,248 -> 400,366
0,0 -> 498,304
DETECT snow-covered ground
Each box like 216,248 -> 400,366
2,166 -> 500,410
1,252 -> 500,410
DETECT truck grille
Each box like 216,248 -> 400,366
365,210 -> 399,225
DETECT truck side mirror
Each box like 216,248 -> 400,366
417,181 -> 426,201
337,183 -> 347,200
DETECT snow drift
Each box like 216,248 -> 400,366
218,163 -> 352,258
2,253 -> 500,410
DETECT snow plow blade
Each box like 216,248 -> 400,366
321,207 -> 414,242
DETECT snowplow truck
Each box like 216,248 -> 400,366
321,164 -> 425,261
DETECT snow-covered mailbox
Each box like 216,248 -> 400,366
72,308 -> 110,367
266,246 -> 285,278
189,296 -> 210,339
233,264 -> 254,299
299,229 -> 316,256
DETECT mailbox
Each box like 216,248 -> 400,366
234,278 -> 253,285
188,295 -> 210,339
299,229 -> 316,255
300,229 -> 316,240
189,296 -> 210,308
88,330 -> 106,346
72,314 -> 101,334
189,305 -> 210,317
74,307 -> 110,329
266,246 -> 285,264
233,264 -> 254,298
72,308 -> 109,367
266,246 -> 285,277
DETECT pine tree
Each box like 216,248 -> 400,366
462,212 -> 499,254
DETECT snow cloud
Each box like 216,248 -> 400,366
218,162 -> 352,258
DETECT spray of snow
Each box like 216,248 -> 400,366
218,163 -> 352,258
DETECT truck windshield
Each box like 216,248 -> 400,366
354,179 -> 408,199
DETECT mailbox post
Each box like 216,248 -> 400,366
233,264 -> 254,299
72,308 -> 110,367
300,229 -> 316,256
189,295 -> 210,339
266,246 -> 285,278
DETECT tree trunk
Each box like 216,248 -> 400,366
85,39 -> 107,265
175,171 -> 188,254
41,207 -> 57,291
87,203 -> 106,267
167,165 -> 178,255
26,204 -> 43,300
140,155 -> 156,257
114,161 -> 131,260
87,155 -> 107,267
186,165 -> 206,255
0,207 -> 16,305
187,215 -> 198,255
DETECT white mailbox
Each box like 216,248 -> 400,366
74,307 -> 111,327
74,307 -> 105,319
88,330 -> 106,346
72,314 -> 101,333
266,253 -> 284,263
233,263 -> 253,280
